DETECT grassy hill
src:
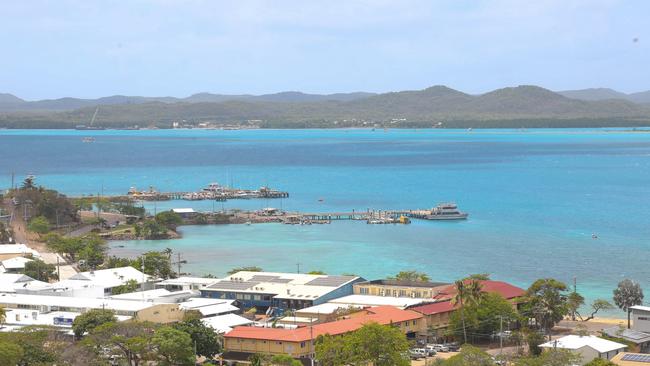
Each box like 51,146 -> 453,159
1,85 -> 650,129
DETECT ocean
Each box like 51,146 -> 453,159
1,128 -> 649,314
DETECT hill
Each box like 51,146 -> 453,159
558,88 -> 650,104
1,85 -> 649,129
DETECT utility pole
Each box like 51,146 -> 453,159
296,263 -> 301,274
499,315 -> 504,355
171,252 -> 187,276
56,256 -> 61,281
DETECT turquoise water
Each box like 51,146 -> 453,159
1,128 -> 649,314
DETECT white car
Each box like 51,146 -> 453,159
428,343 -> 449,352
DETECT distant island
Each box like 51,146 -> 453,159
1,85 -> 650,129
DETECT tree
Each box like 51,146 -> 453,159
112,279 -> 140,295
525,330 -> 546,356
0,326 -> 63,365
46,234 -> 84,261
0,305 -> 5,328
104,255 -> 133,268
27,215 -> 50,234
307,270 -> 327,275
347,322 -> 410,366
464,273 -> 491,281
613,279 -> 644,328
21,175 -> 36,190
389,270 -> 431,282
584,359 -> 618,366
514,349 -> 581,366
315,334 -> 351,366
78,234 -> 108,269
0,340 -> 24,366
270,354 -> 302,366
249,353 -> 271,366
72,309 -> 117,338
151,326 -> 195,366
441,345 -> 494,366
172,317 -> 221,358
142,219 -> 169,239
155,211 -> 183,231
132,251 -> 175,279
24,258 -> 57,282
523,278 -> 570,340
567,291 -> 585,321
227,266 -> 263,275
449,292 -> 519,342
452,279 -> 484,343
84,321 -> 157,366
578,299 -> 615,322
0,222 -> 12,243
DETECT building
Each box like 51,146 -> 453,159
180,297 -> 240,317
631,306 -> 650,333
155,276 -> 218,291
200,271 -> 364,312
540,335 -> 627,365
0,256 -> 33,273
602,327 -> 650,353
293,294 -> 432,322
0,273 -> 49,293
0,293 -> 184,323
354,279 -> 449,298
19,266 -> 154,297
223,306 -> 424,359
408,279 -> 526,333
0,244 -> 39,261
610,352 -> 650,365
172,208 -> 196,219
201,313 -> 254,334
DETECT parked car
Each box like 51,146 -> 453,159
409,349 -> 423,360
443,342 -> 460,352
428,343 -> 449,352
412,348 -> 428,358
424,345 -> 438,356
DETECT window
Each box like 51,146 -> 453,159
359,287 -> 369,295
243,294 -> 252,300
399,290 -> 407,297
300,342 -> 306,348
236,293 -> 244,300
392,289 -> 398,297
639,316 -> 650,321
254,295 -> 261,301
412,320 -> 417,325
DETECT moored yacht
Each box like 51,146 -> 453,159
426,203 -> 468,220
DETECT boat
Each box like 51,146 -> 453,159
425,203 -> 468,220
82,137 -> 96,143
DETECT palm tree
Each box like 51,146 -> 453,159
0,305 -> 6,329
452,279 -> 484,343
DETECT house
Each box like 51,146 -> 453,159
602,327 -> 650,353
18,266 -> 154,297
0,273 -> 49,293
631,306 -> 650,333
540,335 -> 627,365
180,297 -> 240,317
223,306 -> 424,359
0,293 -> 184,324
155,276 -> 217,291
610,352 -> 650,365
172,208 -> 196,219
354,279 -> 449,298
0,244 -> 39,261
408,279 -> 526,334
0,256 -> 33,273
200,271 -> 364,312
201,313 -> 254,334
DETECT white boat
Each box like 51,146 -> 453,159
425,203 -> 468,220
203,182 -> 223,192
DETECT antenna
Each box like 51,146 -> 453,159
172,252 -> 187,276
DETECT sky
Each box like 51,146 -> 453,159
1,0 -> 649,100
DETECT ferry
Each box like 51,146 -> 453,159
425,203 -> 468,220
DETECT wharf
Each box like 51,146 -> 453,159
126,184 -> 289,202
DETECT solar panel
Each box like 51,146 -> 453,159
305,276 -> 355,287
249,275 -> 292,283
208,280 -> 259,290
622,353 -> 650,362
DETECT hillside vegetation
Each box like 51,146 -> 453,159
1,85 -> 650,129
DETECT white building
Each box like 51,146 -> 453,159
18,266 -> 154,297
0,273 -> 49,293
201,313 -> 253,334
180,297 -> 240,317
155,276 -> 217,291
0,244 -> 39,261
540,335 -> 626,364
631,305 -> 650,333
1,256 -> 33,273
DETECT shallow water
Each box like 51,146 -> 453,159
2,128 -> 649,314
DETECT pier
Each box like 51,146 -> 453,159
126,183 -> 289,202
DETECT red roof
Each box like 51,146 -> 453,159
432,280 -> 525,302
225,306 -> 422,342
410,300 -> 458,315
